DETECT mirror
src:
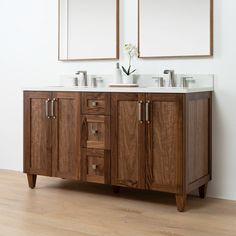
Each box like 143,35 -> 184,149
138,0 -> 213,58
59,0 -> 119,61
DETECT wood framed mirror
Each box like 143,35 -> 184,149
138,0 -> 213,58
59,0 -> 119,61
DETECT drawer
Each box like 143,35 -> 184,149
82,149 -> 110,184
82,93 -> 110,115
81,115 -> 110,150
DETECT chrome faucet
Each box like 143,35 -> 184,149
76,71 -> 88,87
164,70 -> 175,87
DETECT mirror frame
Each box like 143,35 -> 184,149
138,0 -> 214,58
58,0 -> 120,61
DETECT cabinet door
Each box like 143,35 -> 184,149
111,93 -> 145,189
52,92 -> 81,180
146,94 -> 183,193
24,92 -> 52,176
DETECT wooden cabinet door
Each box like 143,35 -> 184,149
24,92 -> 52,176
111,93 -> 146,189
146,94 -> 183,193
52,92 -> 81,180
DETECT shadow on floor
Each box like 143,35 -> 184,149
35,177 -> 212,211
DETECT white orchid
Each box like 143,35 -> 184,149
124,44 -> 139,57
122,44 -> 138,76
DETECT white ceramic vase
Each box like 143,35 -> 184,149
123,74 -> 134,84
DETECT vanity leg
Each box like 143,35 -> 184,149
199,184 -> 208,199
112,186 -> 120,194
175,194 -> 186,212
27,174 -> 37,189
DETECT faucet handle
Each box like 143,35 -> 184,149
94,77 -> 103,81
152,77 -> 164,87
89,77 -> 103,88
180,76 -> 195,88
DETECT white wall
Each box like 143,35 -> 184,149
0,0 -> 236,201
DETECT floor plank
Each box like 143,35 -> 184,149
0,170 -> 236,236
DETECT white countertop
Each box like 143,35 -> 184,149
23,86 -> 214,93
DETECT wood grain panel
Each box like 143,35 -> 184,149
81,149 -> 111,184
187,97 -> 209,184
24,92 -> 52,176
82,93 -> 110,115
52,92 -> 81,180
146,94 -> 183,193
111,93 -> 145,189
81,115 -> 110,150
118,100 -> 139,187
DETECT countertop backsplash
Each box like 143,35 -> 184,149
58,74 -> 214,89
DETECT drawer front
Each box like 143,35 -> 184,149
81,115 -> 110,150
82,149 -> 110,184
82,93 -> 110,115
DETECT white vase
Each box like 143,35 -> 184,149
123,74 -> 134,84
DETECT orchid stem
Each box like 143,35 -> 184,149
128,53 -> 131,75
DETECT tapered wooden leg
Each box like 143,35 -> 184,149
175,194 -> 186,212
27,174 -> 37,189
199,184 -> 208,199
112,186 -> 120,194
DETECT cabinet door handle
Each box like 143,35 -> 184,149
45,98 -> 50,119
51,98 -> 56,119
146,101 -> 151,124
138,101 -> 143,124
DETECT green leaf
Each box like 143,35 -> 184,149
121,66 -> 128,75
127,65 -> 131,75
130,69 -> 136,75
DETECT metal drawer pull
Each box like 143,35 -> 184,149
91,101 -> 98,107
91,129 -> 98,135
146,101 -> 150,124
92,164 -> 98,170
51,98 -> 56,119
138,101 -> 143,124
45,98 -> 50,119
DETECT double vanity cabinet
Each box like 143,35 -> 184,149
24,89 -> 212,211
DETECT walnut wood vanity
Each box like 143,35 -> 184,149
24,90 -> 212,212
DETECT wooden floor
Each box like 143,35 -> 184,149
0,170 -> 236,236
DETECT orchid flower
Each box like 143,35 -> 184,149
122,44 -> 138,76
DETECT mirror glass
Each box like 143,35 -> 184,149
59,0 -> 119,60
138,0 -> 213,58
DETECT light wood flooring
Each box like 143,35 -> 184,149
0,170 -> 236,236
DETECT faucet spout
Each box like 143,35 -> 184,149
76,71 -> 88,87
164,70 -> 175,87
